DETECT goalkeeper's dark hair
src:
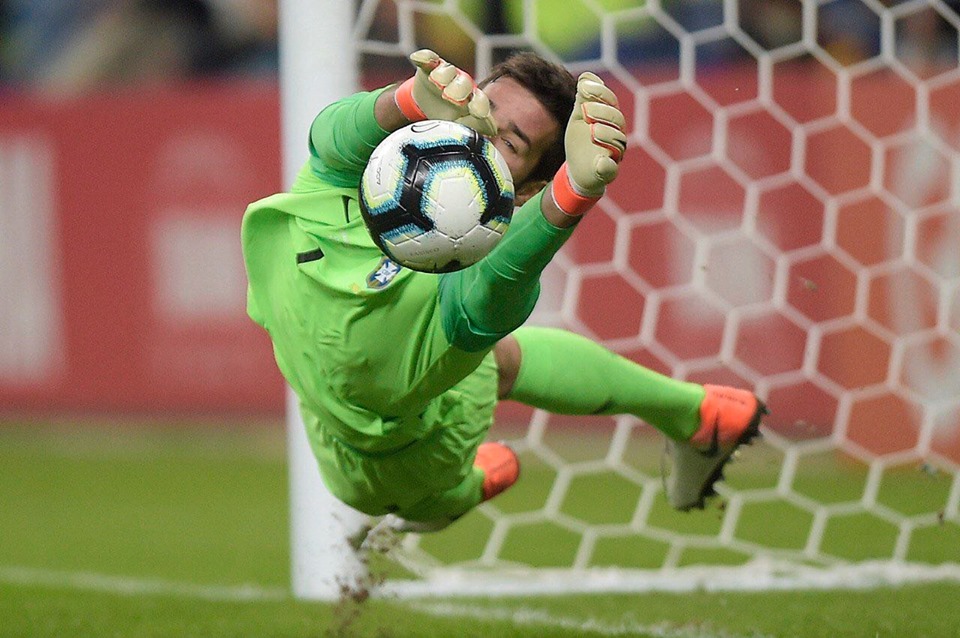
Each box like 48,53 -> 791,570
480,52 -> 577,183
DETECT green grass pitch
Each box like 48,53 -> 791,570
1,420 -> 958,638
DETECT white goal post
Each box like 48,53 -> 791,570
281,0 -> 960,600
279,0 -> 367,601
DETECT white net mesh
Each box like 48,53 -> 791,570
353,0 -> 960,592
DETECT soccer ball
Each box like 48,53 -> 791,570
359,120 -> 515,273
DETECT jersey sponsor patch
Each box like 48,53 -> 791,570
367,256 -> 402,289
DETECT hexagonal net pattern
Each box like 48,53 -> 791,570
353,0 -> 960,593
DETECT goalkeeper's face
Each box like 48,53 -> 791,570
483,77 -> 562,204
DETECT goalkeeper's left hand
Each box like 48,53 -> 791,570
394,49 -> 498,137
549,72 -> 627,217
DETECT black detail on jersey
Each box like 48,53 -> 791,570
342,195 -> 351,223
296,247 -> 324,264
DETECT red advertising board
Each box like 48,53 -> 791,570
0,81 -> 286,415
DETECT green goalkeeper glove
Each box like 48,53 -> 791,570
550,72 -> 627,216
394,49 -> 498,137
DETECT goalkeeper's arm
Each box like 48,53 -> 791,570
439,73 -> 627,352
308,49 -> 496,186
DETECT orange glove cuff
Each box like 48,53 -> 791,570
394,77 -> 427,122
550,163 -> 600,216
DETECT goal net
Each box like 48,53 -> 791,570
296,0 -> 960,596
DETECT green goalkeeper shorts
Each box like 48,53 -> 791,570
302,351 -> 499,522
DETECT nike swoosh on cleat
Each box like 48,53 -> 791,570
701,417 -> 721,457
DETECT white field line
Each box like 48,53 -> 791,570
0,565 -> 770,638
379,561 -> 960,598
406,600 -> 774,638
0,566 -> 287,602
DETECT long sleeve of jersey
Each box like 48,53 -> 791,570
306,87 -> 392,188
438,191 -> 576,352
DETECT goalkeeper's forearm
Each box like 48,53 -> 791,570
438,190 -> 577,352
307,80 -> 436,185
308,87 -> 394,185
539,179 -> 583,229
436,181 -> 593,353
374,85 -> 412,132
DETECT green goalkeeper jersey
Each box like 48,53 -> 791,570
244,87 -> 486,450
242,87 -> 572,518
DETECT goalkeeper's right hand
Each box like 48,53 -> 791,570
550,72 -> 627,216
394,49 -> 498,137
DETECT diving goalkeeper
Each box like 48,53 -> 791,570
241,49 -> 766,532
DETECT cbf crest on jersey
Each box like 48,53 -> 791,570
366,256 -> 402,289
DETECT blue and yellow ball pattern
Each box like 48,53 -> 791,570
359,120 -> 515,273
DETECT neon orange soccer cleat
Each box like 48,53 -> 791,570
665,385 -> 767,511
475,442 -> 520,501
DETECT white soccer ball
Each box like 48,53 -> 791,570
359,120 -> 515,273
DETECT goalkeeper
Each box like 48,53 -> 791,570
242,49 -> 766,531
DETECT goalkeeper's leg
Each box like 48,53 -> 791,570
503,327 -> 766,510
382,442 -> 519,533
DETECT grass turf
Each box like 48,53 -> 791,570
3,578 -> 960,637
1,420 -> 958,637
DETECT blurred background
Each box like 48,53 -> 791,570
0,0 -> 284,416
0,0 -> 278,89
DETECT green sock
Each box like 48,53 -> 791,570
509,327 -> 705,440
